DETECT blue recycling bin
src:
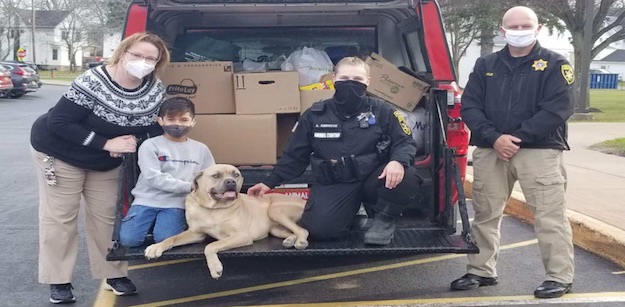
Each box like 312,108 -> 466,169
589,73 -> 619,89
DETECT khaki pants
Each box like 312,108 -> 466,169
468,148 -> 574,284
32,149 -> 127,284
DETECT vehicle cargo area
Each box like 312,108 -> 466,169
107,1 -> 478,261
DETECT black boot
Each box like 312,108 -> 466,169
364,212 -> 396,245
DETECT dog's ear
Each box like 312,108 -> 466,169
192,171 -> 203,192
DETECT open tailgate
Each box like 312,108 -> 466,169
107,153 -> 477,261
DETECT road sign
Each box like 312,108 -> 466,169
17,48 -> 27,59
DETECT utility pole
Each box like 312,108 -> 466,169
31,0 -> 37,64
576,0 -> 594,116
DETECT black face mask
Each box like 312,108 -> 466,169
333,80 -> 367,115
162,125 -> 192,138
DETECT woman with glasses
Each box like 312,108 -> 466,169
30,32 -> 170,304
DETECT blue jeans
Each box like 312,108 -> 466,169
119,205 -> 187,247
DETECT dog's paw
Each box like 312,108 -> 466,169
144,244 -> 164,259
282,236 -> 297,248
208,261 -> 223,279
294,238 -> 309,250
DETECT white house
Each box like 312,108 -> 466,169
0,10 -> 86,69
591,49 -> 625,80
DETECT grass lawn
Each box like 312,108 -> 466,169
39,69 -> 85,82
585,89 -> 625,122
589,137 -> 625,157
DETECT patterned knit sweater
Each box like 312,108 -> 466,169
31,66 -> 166,171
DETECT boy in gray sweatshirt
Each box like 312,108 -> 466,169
120,97 -> 215,247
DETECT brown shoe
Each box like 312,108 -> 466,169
450,273 -> 498,290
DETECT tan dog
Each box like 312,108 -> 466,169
144,164 -> 309,279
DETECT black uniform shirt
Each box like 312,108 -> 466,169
461,43 -> 575,149
262,96 -> 417,188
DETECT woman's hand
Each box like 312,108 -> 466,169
378,160 -> 405,189
103,135 -> 137,154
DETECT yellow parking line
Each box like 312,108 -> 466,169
237,292 -> 625,307
92,280 -> 117,307
129,258 -> 202,270
128,239 -> 538,307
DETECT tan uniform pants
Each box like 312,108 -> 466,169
468,147 -> 574,284
32,149 -> 127,284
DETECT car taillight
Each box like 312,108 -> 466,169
14,68 -> 24,76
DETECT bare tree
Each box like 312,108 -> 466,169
0,0 -> 25,60
440,0 -> 564,80
520,0 -> 625,109
440,0 -> 480,75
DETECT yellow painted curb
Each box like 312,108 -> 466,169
464,174 -> 625,269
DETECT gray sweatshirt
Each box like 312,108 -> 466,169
131,135 -> 215,209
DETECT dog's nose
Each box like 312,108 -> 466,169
225,179 -> 237,188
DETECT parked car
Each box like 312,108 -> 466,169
88,60 -> 106,68
0,61 -> 40,98
22,67 -> 42,88
0,65 -> 13,98
108,0 -> 475,261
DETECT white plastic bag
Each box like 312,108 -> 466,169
396,106 -> 428,155
241,59 -> 268,72
281,47 -> 334,86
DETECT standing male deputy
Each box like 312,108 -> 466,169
451,6 -> 575,299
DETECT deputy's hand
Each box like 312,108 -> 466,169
109,152 -> 123,158
378,160 -> 405,189
247,183 -> 271,197
494,134 -> 521,161
104,135 -> 137,154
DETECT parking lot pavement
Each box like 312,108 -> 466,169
3,86 -> 625,307
90,206 -> 625,307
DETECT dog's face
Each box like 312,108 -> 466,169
192,164 -> 244,209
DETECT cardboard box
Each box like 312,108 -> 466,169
299,89 -> 334,114
277,114 -> 299,157
162,62 -> 235,114
234,71 -> 300,114
188,114 -> 277,165
365,53 -> 430,111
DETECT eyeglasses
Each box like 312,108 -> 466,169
125,51 -> 159,65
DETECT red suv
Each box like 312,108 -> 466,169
108,0 -> 475,260
0,65 -> 12,98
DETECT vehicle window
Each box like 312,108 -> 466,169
404,32 -> 428,73
172,27 -> 377,67
23,67 -> 36,74
0,65 -> 7,73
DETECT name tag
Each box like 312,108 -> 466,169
314,132 -> 342,139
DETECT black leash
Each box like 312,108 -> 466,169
452,156 -> 474,244
110,153 -> 138,250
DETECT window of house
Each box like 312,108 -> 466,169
52,49 -> 58,60
61,31 -> 68,39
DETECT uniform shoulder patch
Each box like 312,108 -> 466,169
393,110 -> 411,135
561,64 -> 575,85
